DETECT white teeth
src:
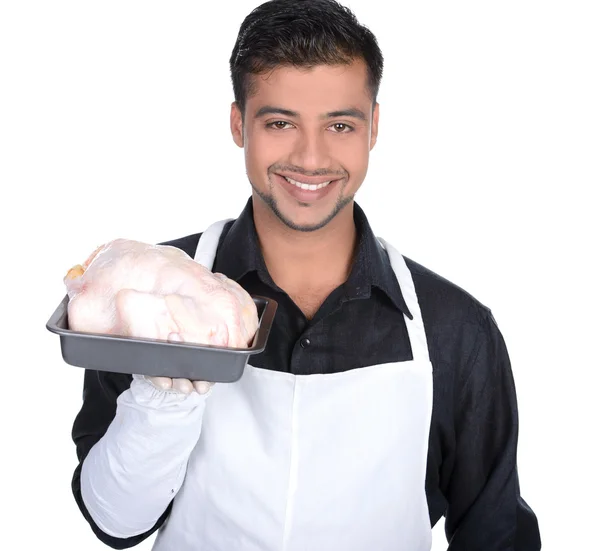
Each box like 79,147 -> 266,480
284,177 -> 332,191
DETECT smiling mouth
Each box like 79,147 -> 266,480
282,176 -> 333,191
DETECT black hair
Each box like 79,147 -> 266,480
229,0 -> 384,120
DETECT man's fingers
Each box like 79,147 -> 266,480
172,378 -> 195,394
148,376 -> 173,390
144,375 -> 214,395
193,381 -> 214,395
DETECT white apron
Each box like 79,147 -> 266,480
153,219 -> 434,551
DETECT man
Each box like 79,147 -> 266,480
71,0 -> 541,549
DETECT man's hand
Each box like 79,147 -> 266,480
146,376 -> 214,395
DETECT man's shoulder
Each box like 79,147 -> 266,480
403,255 -> 492,328
158,233 -> 203,258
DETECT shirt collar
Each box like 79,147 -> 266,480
214,197 -> 412,320
345,202 -> 413,320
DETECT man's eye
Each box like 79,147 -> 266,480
267,121 -> 293,130
330,123 -> 354,133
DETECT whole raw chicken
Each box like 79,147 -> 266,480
63,238 -> 259,349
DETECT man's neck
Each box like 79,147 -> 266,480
252,198 -> 358,292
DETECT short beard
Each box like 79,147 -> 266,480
249,179 -> 354,233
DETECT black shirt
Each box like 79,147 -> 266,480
71,197 -> 541,550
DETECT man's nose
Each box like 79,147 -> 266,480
289,129 -> 330,172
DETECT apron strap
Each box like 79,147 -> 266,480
378,238 -> 430,363
193,218 -> 234,269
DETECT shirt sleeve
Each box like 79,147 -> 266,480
71,370 -> 209,548
444,311 -> 541,550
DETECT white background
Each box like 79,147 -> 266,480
1,1 -> 598,549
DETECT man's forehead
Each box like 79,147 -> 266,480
246,61 -> 372,113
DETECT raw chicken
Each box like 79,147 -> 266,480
63,238 -> 259,348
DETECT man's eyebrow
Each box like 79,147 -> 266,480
325,108 -> 367,121
255,106 -> 298,119
254,106 -> 367,121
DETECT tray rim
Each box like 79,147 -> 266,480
46,293 -> 277,355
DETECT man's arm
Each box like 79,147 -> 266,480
71,369 -> 209,549
444,311 -> 541,550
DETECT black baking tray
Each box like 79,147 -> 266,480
46,294 -> 277,383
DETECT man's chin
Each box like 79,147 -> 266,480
252,187 -> 353,233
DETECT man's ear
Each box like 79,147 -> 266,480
230,102 -> 244,148
370,102 -> 379,151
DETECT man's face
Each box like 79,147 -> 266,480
230,59 -> 379,232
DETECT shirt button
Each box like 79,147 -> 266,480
300,338 -> 311,349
